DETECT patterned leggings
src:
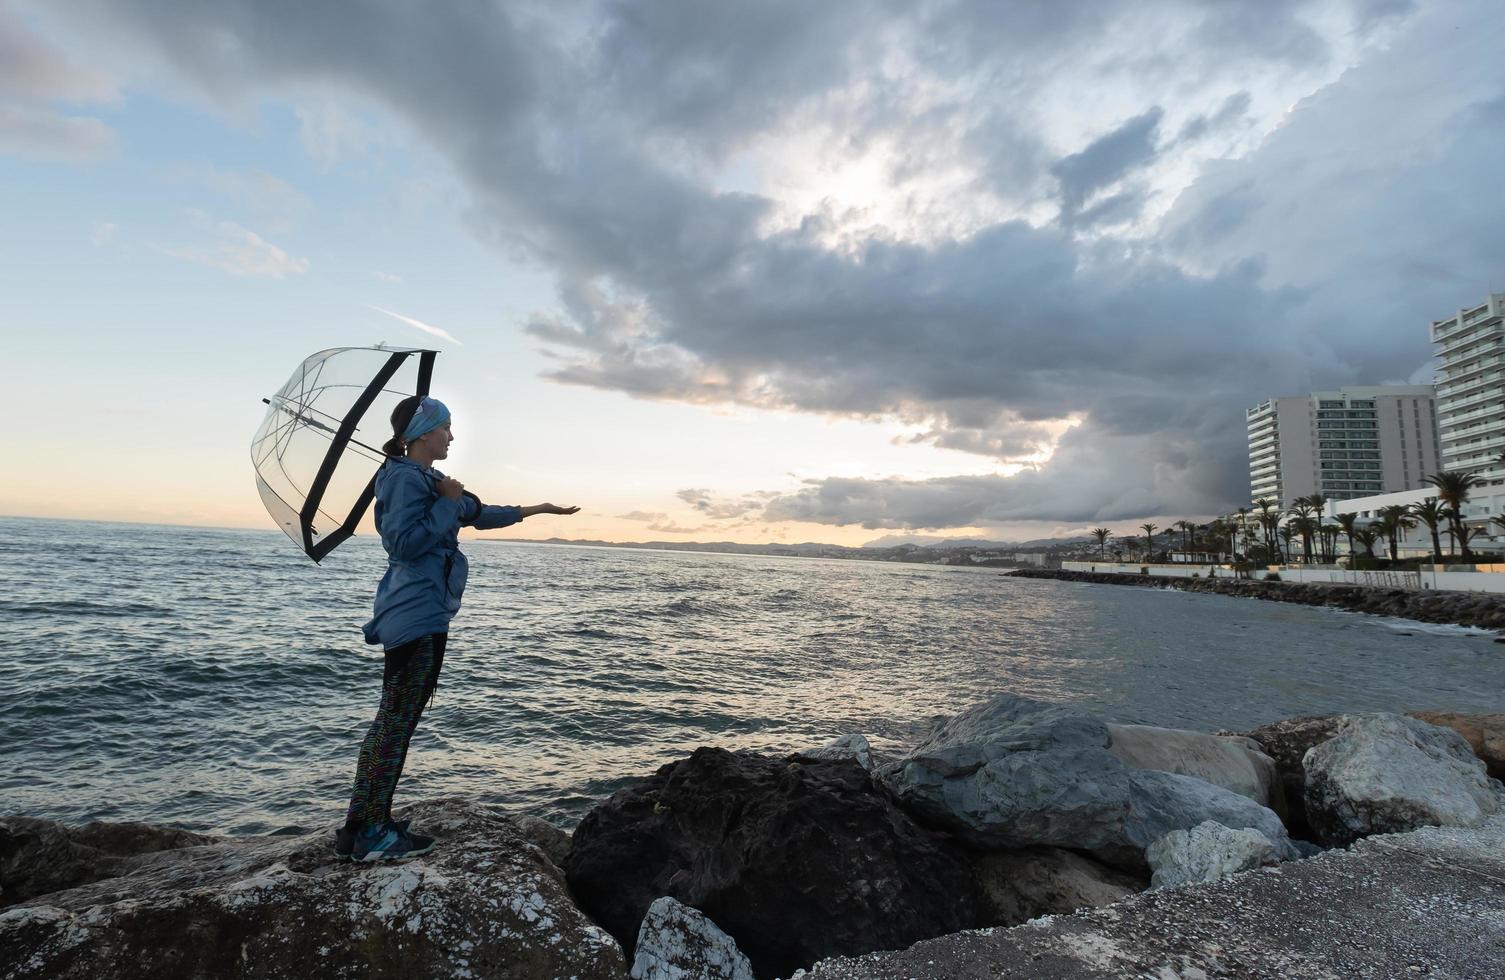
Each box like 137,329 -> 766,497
345,633 -> 447,828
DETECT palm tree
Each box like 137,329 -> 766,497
1254,498 -> 1281,562
1302,493 -> 1331,562
1177,520 -> 1195,554
1278,523 -> 1297,561
1336,512 -> 1358,560
1375,504 -> 1416,562
1289,502 -> 1316,563
1410,498 -> 1447,565
1354,527 -> 1379,559
1458,522 -> 1491,558
1319,523 -> 1339,564
1091,527 -> 1113,558
1141,523 -> 1158,561
1425,471 -> 1487,561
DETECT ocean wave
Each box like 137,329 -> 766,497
1,599 -> 173,618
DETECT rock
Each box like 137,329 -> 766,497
0,816 -> 216,908
1122,770 -> 1296,866
564,747 -> 986,980
1146,820 -> 1280,889
1240,714 -> 1347,837
1304,714 -> 1502,847
1107,723 -> 1285,816
1408,711 -> 1505,781
512,813 -> 572,868
973,847 -> 1144,923
631,896 -> 755,980
878,694 -> 1296,869
1,799 -> 625,980
795,733 -> 875,772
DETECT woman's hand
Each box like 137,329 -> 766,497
438,476 -> 465,501
522,502 -> 580,517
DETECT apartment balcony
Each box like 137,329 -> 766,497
1436,329 -> 1503,359
1437,389 -> 1505,418
1440,409 -> 1505,439
1442,434 -> 1505,462
1437,370 -> 1505,402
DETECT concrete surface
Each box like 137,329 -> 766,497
796,812 -> 1505,979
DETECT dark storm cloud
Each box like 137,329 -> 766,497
1178,91 -> 1252,143
1050,107 -> 1163,220
56,0 -> 1500,527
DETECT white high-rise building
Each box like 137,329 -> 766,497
1432,293 -> 1505,482
1247,386 -> 1441,508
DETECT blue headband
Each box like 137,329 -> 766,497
402,397 -> 450,441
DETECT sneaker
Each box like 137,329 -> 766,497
335,818 -> 410,862
353,820 -> 435,863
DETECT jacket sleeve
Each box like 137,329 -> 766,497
459,491 -> 523,530
380,467 -> 462,560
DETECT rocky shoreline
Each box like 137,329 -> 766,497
1007,567 -> 1505,632
3,697 -> 1502,979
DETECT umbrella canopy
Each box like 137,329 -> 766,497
252,346 -> 437,561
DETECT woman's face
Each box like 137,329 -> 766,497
413,421 -> 453,460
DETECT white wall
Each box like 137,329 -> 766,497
1061,561 -> 1232,579
1061,559 -> 1505,594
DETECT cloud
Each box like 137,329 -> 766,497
0,103 -> 114,159
367,305 -> 463,347
646,520 -> 717,535
296,100 -> 378,170
1050,107 -> 1163,222
173,165 -> 312,232
48,0 -> 1500,530
675,488 -> 763,520
616,510 -> 667,521
0,4 -> 114,103
90,221 -> 117,246
0,3 -> 116,160
163,217 -> 308,278
371,270 -> 403,283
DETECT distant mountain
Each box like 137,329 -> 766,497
861,534 -> 1016,549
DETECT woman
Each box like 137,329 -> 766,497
339,394 -> 579,862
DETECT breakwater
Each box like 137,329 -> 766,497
1008,567 -> 1505,633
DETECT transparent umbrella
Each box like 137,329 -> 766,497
251,346 -> 436,561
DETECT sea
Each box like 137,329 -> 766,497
4,516 -> 1503,836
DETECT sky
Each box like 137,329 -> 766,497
2,0 -> 1503,546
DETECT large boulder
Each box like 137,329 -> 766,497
564,747 -> 987,980
1239,714 -> 1347,837
795,734 -> 876,772
1409,711 -> 1505,781
1304,713 -> 1502,847
631,896 -> 755,980
878,694 -> 1296,869
1107,723 -> 1285,816
511,813 -> 572,869
0,816 -> 217,908
973,847 -> 1143,923
1,799 -> 625,980
1146,820 -> 1280,890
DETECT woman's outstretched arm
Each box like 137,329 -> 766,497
459,494 -> 580,530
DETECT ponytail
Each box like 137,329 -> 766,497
384,394 -> 424,457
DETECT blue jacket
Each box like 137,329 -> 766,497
362,456 -> 522,649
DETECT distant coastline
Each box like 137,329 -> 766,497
480,534 -> 1077,567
